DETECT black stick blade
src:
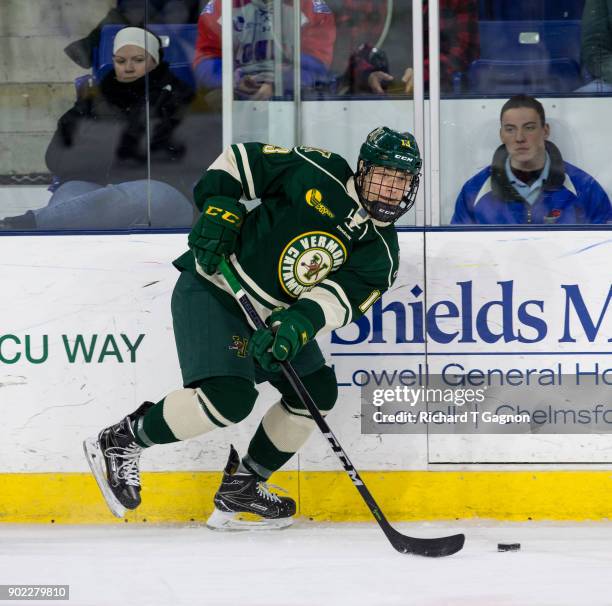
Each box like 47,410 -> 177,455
389,528 -> 465,557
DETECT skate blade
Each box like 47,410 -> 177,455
83,437 -> 126,519
206,508 -> 294,531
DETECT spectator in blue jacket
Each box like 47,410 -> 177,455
451,95 -> 611,224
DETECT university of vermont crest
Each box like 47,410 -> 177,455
278,231 -> 347,297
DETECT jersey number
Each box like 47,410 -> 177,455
262,144 -> 291,154
299,146 -> 331,159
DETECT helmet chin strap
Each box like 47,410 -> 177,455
363,198 -> 405,223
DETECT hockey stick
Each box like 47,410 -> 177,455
219,258 -> 465,557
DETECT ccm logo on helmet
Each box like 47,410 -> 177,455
394,153 -> 413,162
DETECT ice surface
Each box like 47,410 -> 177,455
2,520 -> 612,606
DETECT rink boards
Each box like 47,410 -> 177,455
0,229 -> 610,522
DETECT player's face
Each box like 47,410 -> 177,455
500,107 -> 550,170
113,45 -> 157,82
362,165 -> 413,206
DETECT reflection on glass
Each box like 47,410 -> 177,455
450,95 -> 611,225
64,0 -> 202,69
437,0 -> 480,95
579,0 -> 612,93
331,0 -> 479,98
331,0 -> 413,97
466,0 -> 590,96
1,25 -> 195,231
193,0 -> 336,100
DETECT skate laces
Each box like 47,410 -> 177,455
256,482 -> 286,503
107,443 -> 143,487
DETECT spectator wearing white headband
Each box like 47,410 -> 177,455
1,27 -> 196,231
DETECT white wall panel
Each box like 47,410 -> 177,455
0,230 -> 609,472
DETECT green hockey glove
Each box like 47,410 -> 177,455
188,196 -> 245,274
249,307 -> 315,372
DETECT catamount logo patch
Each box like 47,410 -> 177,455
278,231 -> 347,297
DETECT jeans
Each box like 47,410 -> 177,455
35,180 -> 194,230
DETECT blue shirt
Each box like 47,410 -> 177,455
504,153 -> 550,207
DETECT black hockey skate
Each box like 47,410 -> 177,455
83,402 -> 154,518
206,445 -> 296,531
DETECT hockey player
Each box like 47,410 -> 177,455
84,126 -> 422,529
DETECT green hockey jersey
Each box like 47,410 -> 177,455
174,142 -> 400,335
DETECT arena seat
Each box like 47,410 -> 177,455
479,20 -> 581,62
465,19 -> 583,94
478,0 -> 493,19
486,0 -> 584,20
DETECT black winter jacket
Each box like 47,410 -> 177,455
45,62 -> 195,198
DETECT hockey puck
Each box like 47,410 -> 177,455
497,543 -> 521,552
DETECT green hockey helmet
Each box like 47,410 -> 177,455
355,126 -> 422,223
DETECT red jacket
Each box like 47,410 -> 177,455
194,0 -> 336,73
